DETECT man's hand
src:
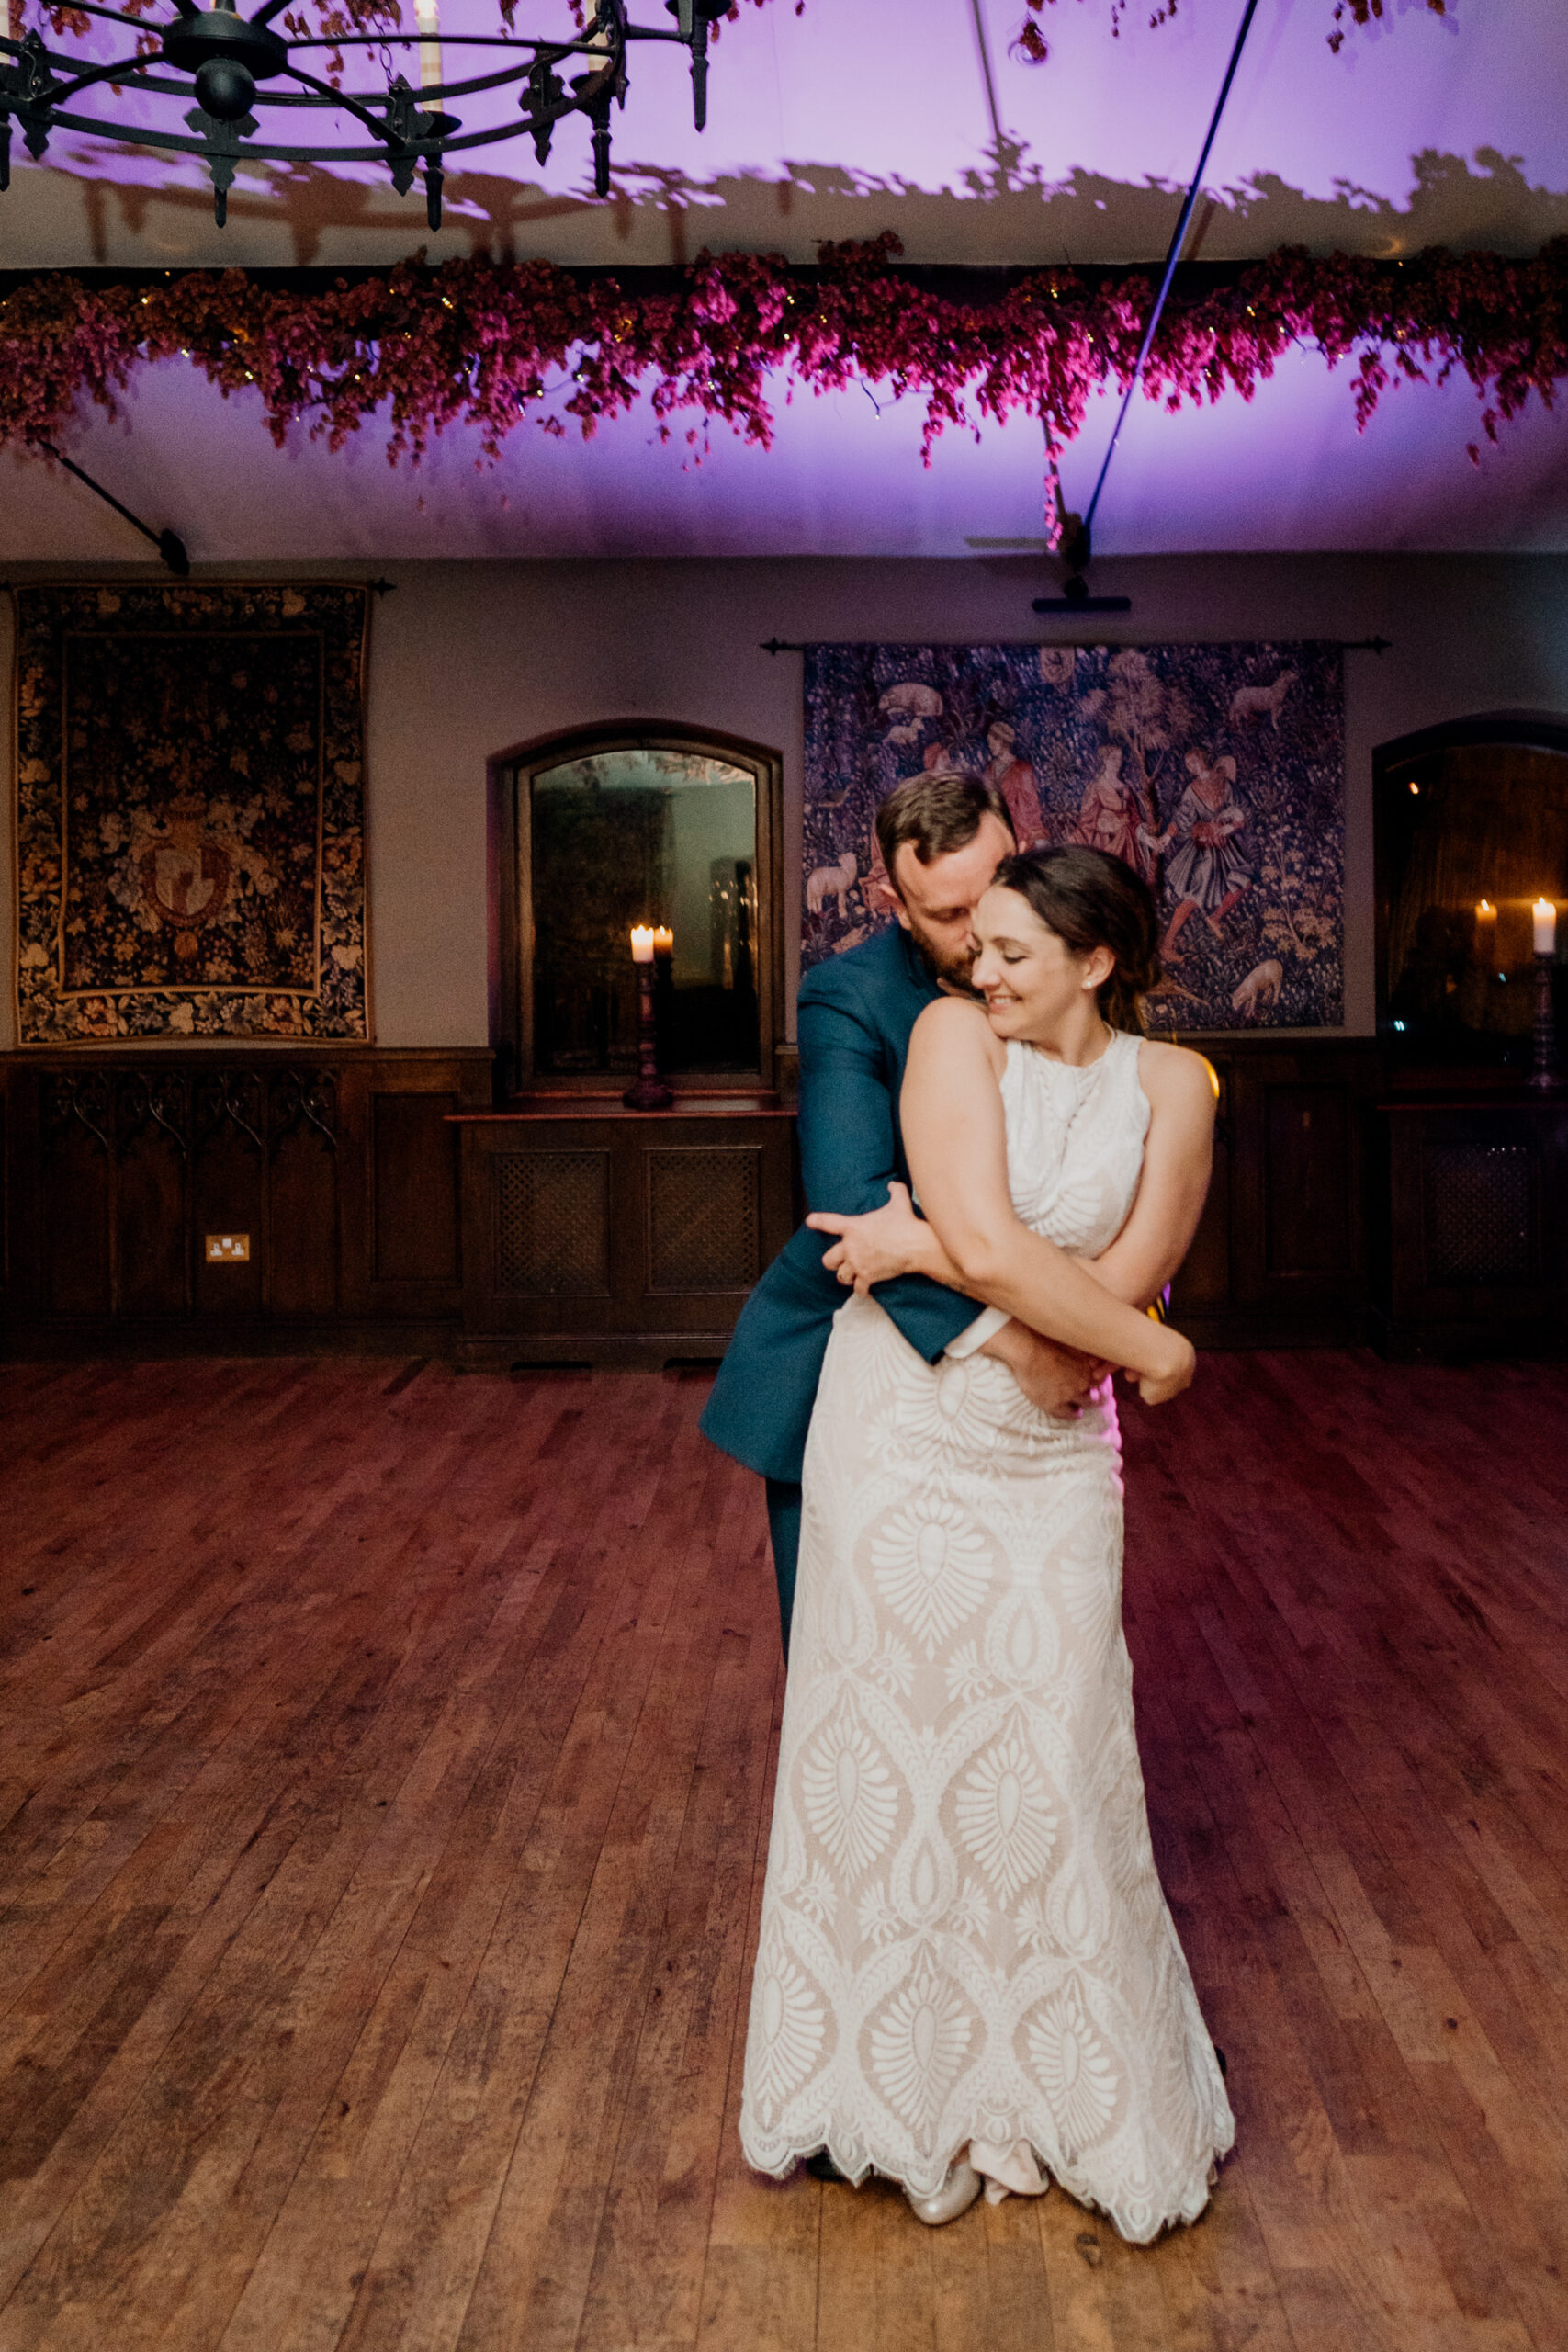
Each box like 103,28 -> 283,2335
977,1319 -> 1108,1418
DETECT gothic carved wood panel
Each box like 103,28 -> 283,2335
41,1079 -> 113,1317
268,1072 -> 339,1316
193,1074 -> 267,1317
116,1075 -> 189,1317
1,1051 -> 487,1346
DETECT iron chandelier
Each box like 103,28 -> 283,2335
0,0 -> 730,227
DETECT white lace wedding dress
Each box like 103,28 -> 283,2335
739,1029 -> 1235,2244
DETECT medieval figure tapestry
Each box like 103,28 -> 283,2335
800,641 -> 1344,1030
13,582 -> 369,1043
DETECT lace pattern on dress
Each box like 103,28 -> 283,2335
739,1028 -> 1234,2243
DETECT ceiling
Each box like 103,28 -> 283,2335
4,0 -> 1566,560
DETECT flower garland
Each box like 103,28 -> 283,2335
4,235 -> 1562,523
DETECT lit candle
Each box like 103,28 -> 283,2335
652,925 -> 674,960
1475,899 -> 1496,958
630,926 -> 655,965
1535,899 -> 1558,956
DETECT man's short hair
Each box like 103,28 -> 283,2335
874,771 -> 1015,890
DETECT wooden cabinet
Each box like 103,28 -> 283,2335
456,1096 -> 797,1369
1371,1091 -> 1568,1357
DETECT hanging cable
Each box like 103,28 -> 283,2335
969,0 -> 1006,162
1077,0 -> 1259,556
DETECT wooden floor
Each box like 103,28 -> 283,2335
3,1353 -> 1568,2352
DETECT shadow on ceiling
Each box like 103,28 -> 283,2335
22,140 -> 1568,273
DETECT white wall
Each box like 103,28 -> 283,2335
5,552 -> 1568,1051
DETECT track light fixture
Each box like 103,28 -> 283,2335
0,0 -> 731,229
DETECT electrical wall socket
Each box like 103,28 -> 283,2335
206,1234 -> 251,1262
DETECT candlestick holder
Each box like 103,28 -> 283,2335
1529,950 -> 1560,1090
623,961 -> 674,1111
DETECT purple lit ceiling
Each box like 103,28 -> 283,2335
5,0 -> 1567,560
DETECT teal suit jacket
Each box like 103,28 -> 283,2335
700,923 -> 977,1484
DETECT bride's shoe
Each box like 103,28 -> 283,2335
904,2159 -> 983,2226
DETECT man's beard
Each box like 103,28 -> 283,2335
904,917 -> 980,994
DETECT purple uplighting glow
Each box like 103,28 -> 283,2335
4,0 -> 1566,559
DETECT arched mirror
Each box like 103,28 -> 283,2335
489,724 -> 784,1096
1376,717 -> 1568,1070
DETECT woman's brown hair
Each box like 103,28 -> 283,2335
988,845 -> 1162,1033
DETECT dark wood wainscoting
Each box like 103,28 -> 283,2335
0,1049 -> 491,1357
456,1097 -> 797,1370
1167,1037 -> 1384,1348
10,1036 -> 1539,1363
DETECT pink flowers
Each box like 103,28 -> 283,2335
3,234 -> 1563,517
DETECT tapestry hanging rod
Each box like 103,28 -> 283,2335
1,571 -> 399,592
761,637 -> 1393,655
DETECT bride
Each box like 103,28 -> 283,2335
738,844 -> 1235,2242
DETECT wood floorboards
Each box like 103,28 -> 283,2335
2,1351 -> 1566,2350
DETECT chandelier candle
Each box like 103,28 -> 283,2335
414,0 -> 443,92
625,928 -> 674,1111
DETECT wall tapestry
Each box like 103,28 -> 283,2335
801,640 -> 1344,1031
13,582 -> 369,1044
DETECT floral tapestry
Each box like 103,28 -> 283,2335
13,582 -> 369,1043
801,640 -> 1344,1031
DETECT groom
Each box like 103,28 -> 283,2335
701,770 -> 1100,1655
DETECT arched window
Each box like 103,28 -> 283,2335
489,723 -> 784,1097
1375,713 -> 1568,1069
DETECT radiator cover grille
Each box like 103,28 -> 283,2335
496,1151 -> 610,1294
648,1148 -> 761,1292
1421,1142 -> 1534,1287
